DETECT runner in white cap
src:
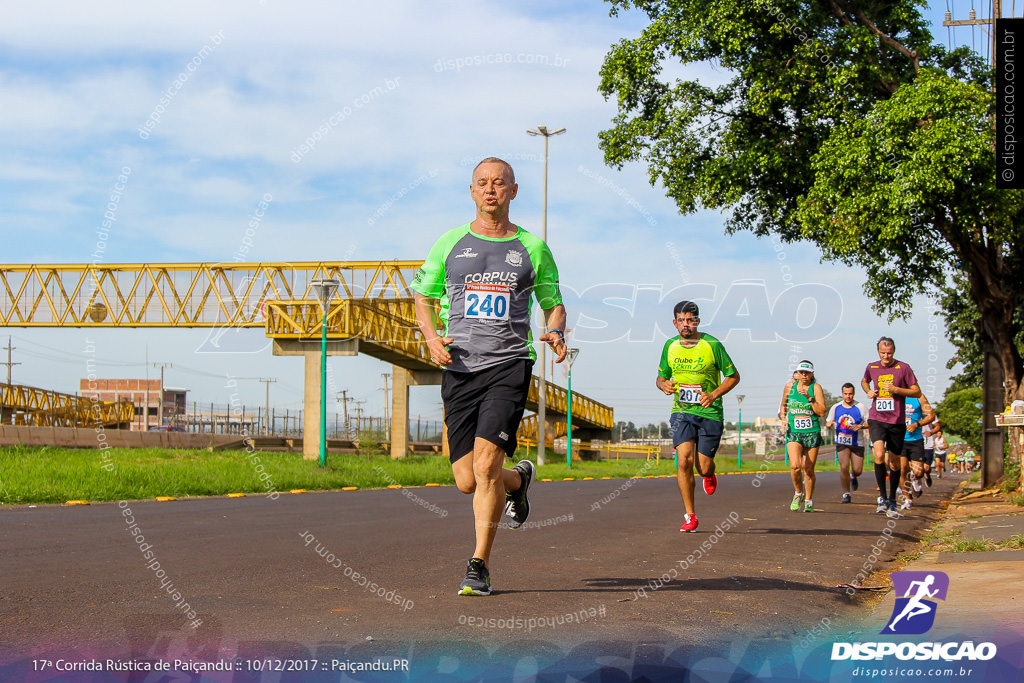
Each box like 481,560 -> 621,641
778,360 -> 826,512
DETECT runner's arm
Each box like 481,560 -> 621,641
917,393 -> 936,428
414,293 -> 454,366
861,370 -> 875,399
893,382 -> 922,399
810,383 -> 827,417
539,304 -> 568,362
703,372 -> 739,409
854,402 -> 867,430
778,381 -> 793,420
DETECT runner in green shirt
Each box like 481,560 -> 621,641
656,300 -> 740,532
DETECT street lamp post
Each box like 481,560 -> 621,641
736,394 -> 746,468
311,278 -> 339,468
565,348 -> 579,469
526,124 -> 566,466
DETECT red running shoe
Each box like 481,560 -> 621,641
680,513 -> 699,533
703,473 -> 717,496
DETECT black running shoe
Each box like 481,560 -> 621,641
851,475 -> 859,491
925,472 -> 932,487
458,558 -> 491,596
504,460 -> 535,529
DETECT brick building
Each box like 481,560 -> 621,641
79,378 -> 188,431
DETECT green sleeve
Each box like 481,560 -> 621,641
412,225 -> 466,299
658,338 -> 674,379
710,338 -> 737,378
519,230 -> 563,310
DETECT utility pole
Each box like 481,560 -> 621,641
153,363 -> 172,428
259,378 -> 276,434
1,336 -> 20,385
338,390 -> 352,437
943,1 -> 1002,68
353,400 -> 366,439
944,2 -> 1005,485
526,124 -> 566,466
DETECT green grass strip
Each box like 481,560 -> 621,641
0,444 -> 812,505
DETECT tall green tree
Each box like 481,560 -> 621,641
935,387 -> 983,451
599,1 -> 1023,448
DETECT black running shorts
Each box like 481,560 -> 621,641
836,444 -> 865,459
868,419 -> 906,456
903,440 -> 926,463
441,358 -> 532,463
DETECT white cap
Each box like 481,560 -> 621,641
796,361 -> 814,372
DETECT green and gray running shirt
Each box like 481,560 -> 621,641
411,223 -> 562,373
657,332 -> 737,422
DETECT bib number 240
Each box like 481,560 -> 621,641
464,283 -> 510,321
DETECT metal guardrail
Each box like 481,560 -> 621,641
0,383 -> 134,427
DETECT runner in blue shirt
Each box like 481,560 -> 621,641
825,383 -> 867,504
900,394 -> 935,510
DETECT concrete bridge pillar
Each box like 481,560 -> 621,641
272,338 -> 359,461
390,366 -> 441,459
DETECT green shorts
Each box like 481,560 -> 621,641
786,431 -> 823,449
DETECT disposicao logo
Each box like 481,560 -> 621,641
831,570 -> 997,662
882,570 -> 949,635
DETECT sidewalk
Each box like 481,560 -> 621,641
864,476 -> 1024,638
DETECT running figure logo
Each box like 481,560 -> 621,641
882,571 -> 949,635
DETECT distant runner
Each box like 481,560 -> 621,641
656,300 -> 740,532
825,382 -> 867,504
899,394 -> 935,510
778,361 -> 826,512
933,423 -> 948,478
862,336 -> 922,519
922,417 -> 939,486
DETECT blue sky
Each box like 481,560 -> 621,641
0,1 -> 986,427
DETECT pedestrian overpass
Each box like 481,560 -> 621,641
0,262 -> 613,458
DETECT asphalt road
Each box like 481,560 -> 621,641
0,468 -> 961,676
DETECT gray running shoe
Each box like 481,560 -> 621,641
841,493 -> 852,504
458,558 -> 491,596
504,460 -> 535,529
886,501 -> 902,520
876,496 -> 887,514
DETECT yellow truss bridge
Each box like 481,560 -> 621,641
0,262 -> 613,456
1,383 -> 133,428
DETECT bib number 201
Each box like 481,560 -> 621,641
875,397 -> 895,412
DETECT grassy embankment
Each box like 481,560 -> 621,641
0,443 -> 834,505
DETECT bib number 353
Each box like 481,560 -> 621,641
793,416 -> 813,430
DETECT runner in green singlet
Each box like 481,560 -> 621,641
777,360 -> 826,512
